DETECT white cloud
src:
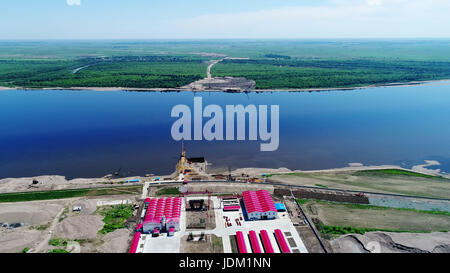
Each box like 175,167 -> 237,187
66,0 -> 81,6
166,0 -> 450,38
366,0 -> 382,6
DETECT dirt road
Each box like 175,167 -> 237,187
206,59 -> 225,79
31,201 -> 71,253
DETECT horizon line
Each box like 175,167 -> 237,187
2,37 -> 450,41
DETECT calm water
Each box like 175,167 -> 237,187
1,83 -> 449,179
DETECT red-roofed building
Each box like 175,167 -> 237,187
142,197 -> 182,234
129,231 -> 141,253
242,190 -> 277,220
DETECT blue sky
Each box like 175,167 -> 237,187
1,0 -> 450,39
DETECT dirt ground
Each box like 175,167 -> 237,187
185,197 -> 216,230
304,201 -> 450,233
0,199 -> 67,253
295,226 -> 326,253
180,234 -> 223,253
0,196 -> 136,253
186,183 -> 274,195
279,196 -> 327,253
269,171 -> 450,199
0,228 -> 46,253
48,197 -> 135,253
186,211 -> 206,229
0,200 -> 66,226
331,231 -> 450,253
54,215 -> 104,240
231,167 -> 292,177
97,229 -> 133,253
0,175 -> 147,193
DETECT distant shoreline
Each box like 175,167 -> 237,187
1,162 -> 447,185
1,79 -> 450,93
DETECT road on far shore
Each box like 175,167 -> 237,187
206,58 -> 225,79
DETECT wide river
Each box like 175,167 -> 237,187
1,83 -> 449,179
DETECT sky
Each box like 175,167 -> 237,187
1,0 -> 450,39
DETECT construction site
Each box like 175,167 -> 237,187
130,190 -> 307,253
128,149 -> 309,254
2,147 -> 449,254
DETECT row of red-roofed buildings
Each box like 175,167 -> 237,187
129,197 -> 183,253
142,197 -> 182,234
236,229 -> 291,254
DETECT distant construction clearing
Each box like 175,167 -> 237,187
184,57 -> 255,92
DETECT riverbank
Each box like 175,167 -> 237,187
1,162 -> 447,195
232,162 -> 449,178
1,79 -> 450,93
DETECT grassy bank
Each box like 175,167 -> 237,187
156,187 -> 181,196
0,186 -> 141,203
353,169 -> 440,179
296,198 -> 309,205
317,222 -> 431,237
270,169 -> 439,179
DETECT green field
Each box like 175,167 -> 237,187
156,187 -> 181,196
298,199 -> 450,237
48,249 -> 70,254
1,40 -> 450,90
0,186 -> 141,203
317,222 -> 420,236
49,238 -> 69,247
353,169 -> 440,179
97,204 -> 134,234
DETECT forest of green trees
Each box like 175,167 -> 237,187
2,40 -> 450,89
212,58 -> 450,89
